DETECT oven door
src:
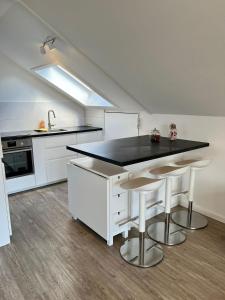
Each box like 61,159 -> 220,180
2,148 -> 34,179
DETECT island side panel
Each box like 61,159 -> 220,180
68,163 -> 108,240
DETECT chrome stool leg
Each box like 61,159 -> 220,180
172,203 -> 208,230
172,167 -> 208,229
148,176 -> 186,246
148,214 -> 186,246
120,191 -> 164,268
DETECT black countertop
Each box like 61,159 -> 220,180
67,135 -> 209,166
0,126 -> 103,141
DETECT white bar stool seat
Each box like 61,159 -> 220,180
147,165 -> 188,246
171,159 -> 210,229
120,177 -> 164,268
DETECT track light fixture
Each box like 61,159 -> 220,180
40,36 -> 56,55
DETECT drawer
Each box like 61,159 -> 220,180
77,131 -> 102,144
44,134 -> 76,148
112,173 -> 129,195
45,146 -> 77,160
111,192 -> 128,213
112,209 -> 129,226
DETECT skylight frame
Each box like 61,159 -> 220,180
31,64 -> 115,108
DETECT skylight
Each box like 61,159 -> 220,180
32,65 -> 114,107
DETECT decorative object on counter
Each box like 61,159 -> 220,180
151,128 -> 160,143
169,123 -> 177,141
36,120 -> 48,132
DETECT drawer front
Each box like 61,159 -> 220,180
112,173 -> 129,195
111,192 -> 128,213
44,134 -> 76,148
46,146 -> 77,160
76,131 -> 103,144
112,209 -> 129,226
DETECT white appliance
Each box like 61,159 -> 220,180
104,112 -> 139,140
0,141 -> 11,247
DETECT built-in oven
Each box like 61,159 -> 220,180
2,138 -> 34,179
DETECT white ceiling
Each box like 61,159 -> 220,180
20,0 -> 225,116
0,0 -> 15,17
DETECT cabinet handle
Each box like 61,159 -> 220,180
118,176 -> 120,180
118,194 -> 120,198
118,211 -> 120,215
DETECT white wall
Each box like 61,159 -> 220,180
140,112 -> 225,223
85,108 -> 105,129
0,52 -> 85,132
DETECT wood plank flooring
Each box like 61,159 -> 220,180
0,182 -> 225,300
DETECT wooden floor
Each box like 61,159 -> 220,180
1,183 -> 225,300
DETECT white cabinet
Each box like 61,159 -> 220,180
33,130 -> 103,187
67,157 -> 130,246
76,131 -> 103,144
76,131 -> 104,158
33,133 -> 77,186
0,143 -> 11,247
46,157 -> 74,183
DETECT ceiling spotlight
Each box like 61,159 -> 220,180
40,36 -> 56,55
40,45 -> 46,55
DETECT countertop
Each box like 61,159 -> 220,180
1,126 -> 103,141
67,135 -> 209,166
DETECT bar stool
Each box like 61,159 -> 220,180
120,177 -> 164,268
171,159 -> 210,229
147,166 -> 188,246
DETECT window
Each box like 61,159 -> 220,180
32,64 -> 113,107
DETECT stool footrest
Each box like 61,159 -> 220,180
118,200 -> 163,227
172,190 -> 189,197
146,200 -> 163,210
118,215 -> 138,227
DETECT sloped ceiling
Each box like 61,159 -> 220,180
20,0 -> 225,116
0,1 -> 142,111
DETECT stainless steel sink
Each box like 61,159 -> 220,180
34,128 -> 68,133
48,128 -> 68,133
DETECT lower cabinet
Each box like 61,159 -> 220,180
46,157 -> 75,183
33,131 -> 103,188
33,133 -> 77,186
67,157 -> 130,246
0,162 -> 11,247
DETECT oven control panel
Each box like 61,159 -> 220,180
2,138 -> 32,151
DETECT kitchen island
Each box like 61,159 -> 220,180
67,135 -> 209,245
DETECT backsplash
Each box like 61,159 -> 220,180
0,100 -> 85,132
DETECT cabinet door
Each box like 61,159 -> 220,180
33,137 -> 47,186
44,134 -> 77,148
68,163 -> 108,240
46,157 -> 74,183
0,163 -> 10,247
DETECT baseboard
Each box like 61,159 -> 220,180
179,198 -> 225,224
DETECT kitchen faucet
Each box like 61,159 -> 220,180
48,110 -> 56,130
